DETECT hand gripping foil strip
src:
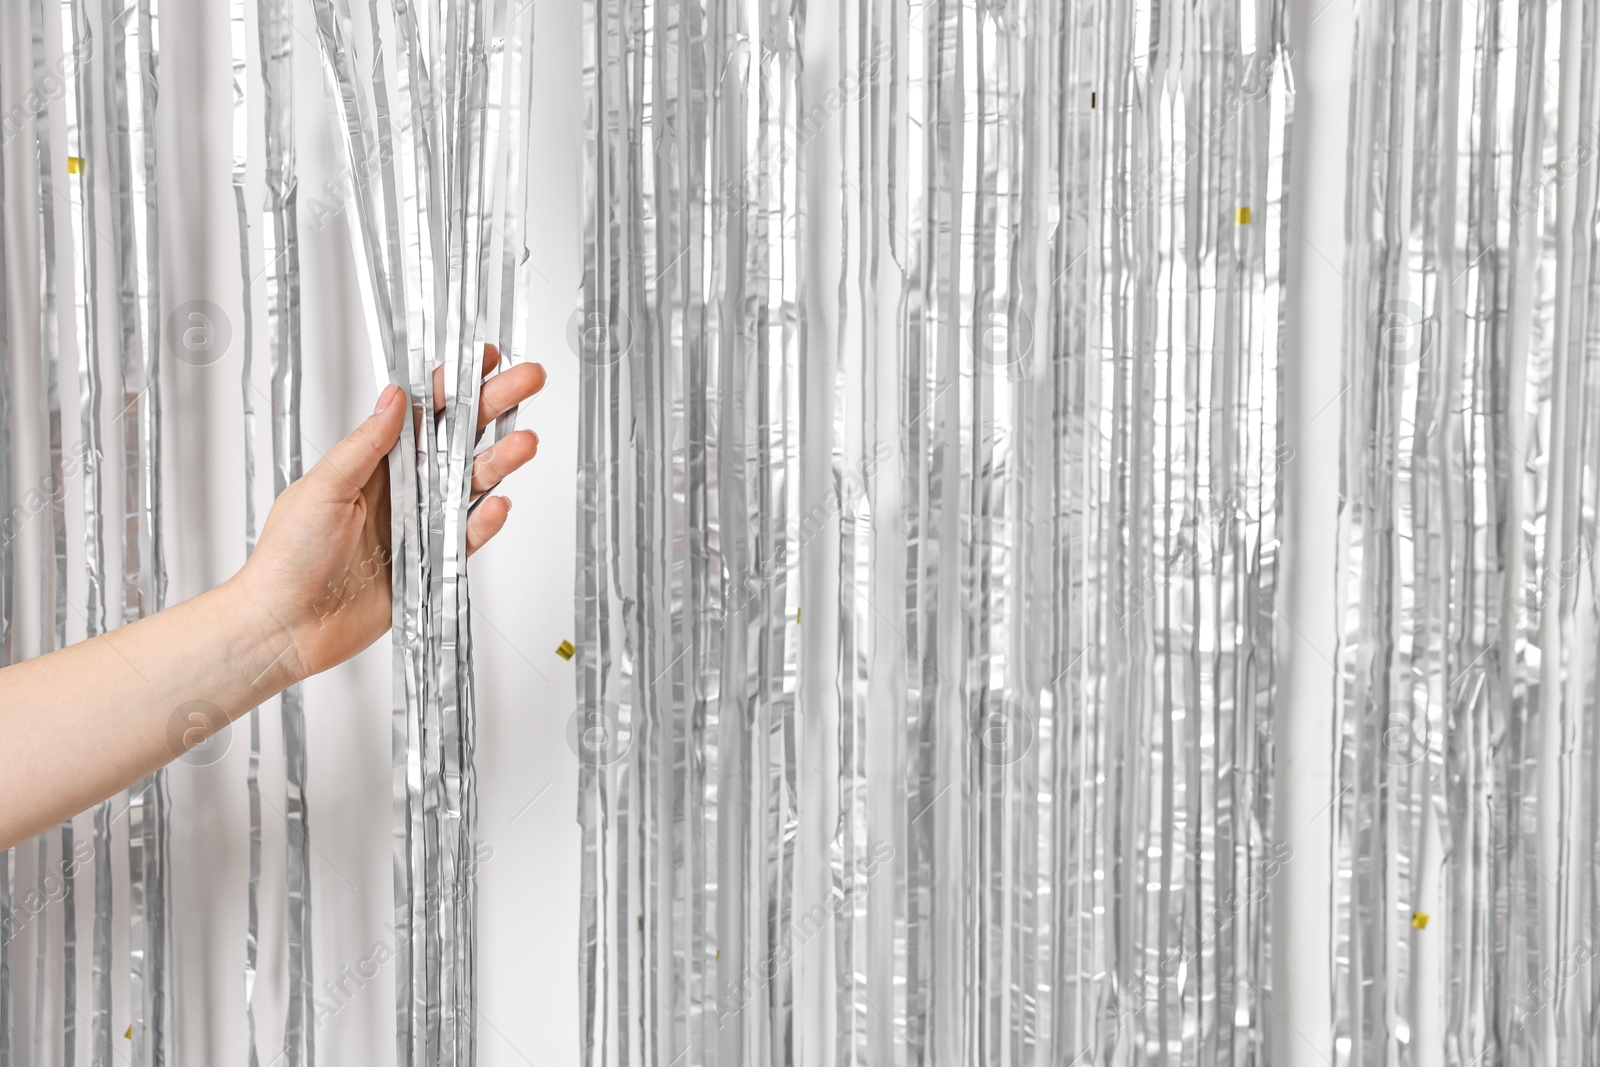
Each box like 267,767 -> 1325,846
310,2 -> 526,1063
576,1 -> 1292,1064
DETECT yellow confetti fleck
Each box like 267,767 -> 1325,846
67,156 -> 85,174
1412,911 -> 1429,929
124,1026 -> 132,1040
1235,206 -> 1252,225
796,609 -> 802,623
1090,91 -> 1097,109
556,639 -> 576,661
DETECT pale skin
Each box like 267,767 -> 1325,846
0,345 -> 545,852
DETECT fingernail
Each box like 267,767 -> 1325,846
502,496 -> 513,512
530,431 -> 540,447
374,384 -> 401,414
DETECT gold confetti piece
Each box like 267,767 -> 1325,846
124,1026 -> 132,1040
68,156 -> 85,174
1412,911 -> 1429,929
1090,91 -> 1097,109
1235,206 -> 1252,225
556,639 -> 576,660
796,609 -> 801,623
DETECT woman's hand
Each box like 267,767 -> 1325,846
233,344 -> 546,681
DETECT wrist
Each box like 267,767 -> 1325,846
220,569 -> 312,694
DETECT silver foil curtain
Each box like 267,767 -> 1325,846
575,0 -> 1292,1065
1337,0 -> 1600,1063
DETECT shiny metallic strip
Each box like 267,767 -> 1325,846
58,0 -> 115,1061
28,0 -> 71,1060
255,0 -> 316,1060
137,6 -> 171,1054
229,5 -> 267,1065
101,0 -> 153,1058
0,27 -> 12,1057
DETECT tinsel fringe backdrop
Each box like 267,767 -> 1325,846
0,0 -> 1597,1064
573,0 -> 1290,1063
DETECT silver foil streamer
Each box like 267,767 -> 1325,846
257,0 -> 316,1061
26,0 -> 73,1060
576,0 -> 1293,1064
311,2 -> 531,1063
102,0 -> 169,1060
1336,0 -> 1600,1062
59,1 -> 114,1063
231,4 -> 266,1063
0,26 -> 13,1067
236,1 -> 317,1062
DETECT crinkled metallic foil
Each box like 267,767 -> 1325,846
231,5 -> 267,1064
310,2 -> 531,1063
576,0 -> 1292,1063
1336,0 -> 1600,1062
102,0 -> 169,1060
27,0 -> 73,1061
0,26 -> 13,1066
58,1 -> 115,1063
257,0 -> 317,1060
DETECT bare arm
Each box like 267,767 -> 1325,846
0,345 -> 545,851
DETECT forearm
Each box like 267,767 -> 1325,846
0,577 -> 304,850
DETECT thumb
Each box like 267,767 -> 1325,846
314,384 -> 406,493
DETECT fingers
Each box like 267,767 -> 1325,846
313,384 -> 406,493
466,496 -> 511,555
428,344 -> 547,433
432,343 -> 503,414
470,429 -> 538,496
476,362 -> 546,433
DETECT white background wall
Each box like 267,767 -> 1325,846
0,0 -> 1361,1063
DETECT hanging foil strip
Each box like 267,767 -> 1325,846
0,29 -> 13,1067
254,0 -> 318,1061
56,1 -> 116,1063
101,0 -> 169,1061
27,0 -> 73,1061
230,5 -> 267,1064
1335,0 -> 1600,1062
576,0 -> 1292,1064
310,1 -> 528,1063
